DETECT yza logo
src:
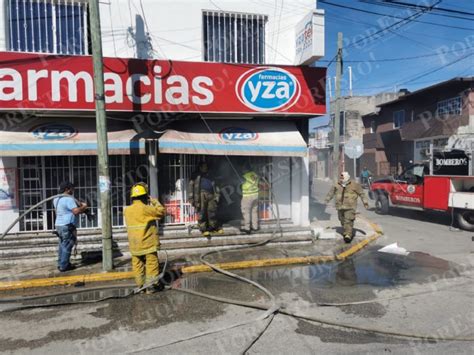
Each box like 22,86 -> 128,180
31,123 -> 78,140
235,67 -> 301,112
219,127 -> 258,142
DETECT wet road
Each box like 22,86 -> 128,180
0,180 -> 473,354
0,245 -> 473,354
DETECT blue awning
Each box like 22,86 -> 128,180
159,120 -> 308,157
0,118 -> 144,156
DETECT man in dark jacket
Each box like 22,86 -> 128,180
325,172 -> 369,243
188,162 -> 223,236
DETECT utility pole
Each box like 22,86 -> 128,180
332,32 -> 343,182
348,66 -> 353,97
90,0 -> 113,271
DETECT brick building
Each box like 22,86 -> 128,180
362,77 -> 474,177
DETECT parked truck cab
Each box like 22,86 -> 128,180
369,163 -> 474,231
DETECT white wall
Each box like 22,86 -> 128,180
290,156 -> 310,226
0,0 -> 323,62
0,157 -> 19,234
100,0 -> 320,64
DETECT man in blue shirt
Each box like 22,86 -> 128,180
54,181 -> 88,272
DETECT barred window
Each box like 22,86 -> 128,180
437,96 -> 462,116
203,11 -> 266,64
7,0 -> 90,55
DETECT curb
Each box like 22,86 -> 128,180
0,220 -> 383,292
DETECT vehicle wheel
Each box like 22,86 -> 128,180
455,209 -> 474,232
375,193 -> 389,215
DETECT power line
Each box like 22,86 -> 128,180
359,0 -> 474,21
325,10 -> 460,42
366,0 -> 474,18
319,47 -> 473,63
349,52 -> 474,91
344,3 -> 434,50
319,0 -> 474,31
401,52 -> 474,85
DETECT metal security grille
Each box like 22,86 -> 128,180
7,0 -> 90,55
110,155 -> 148,227
158,154 -> 201,225
17,157 -> 44,232
17,155 -> 147,232
18,156 -> 98,232
203,11 -> 266,64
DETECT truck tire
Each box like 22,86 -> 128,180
375,193 -> 389,215
455,209 -> 474,232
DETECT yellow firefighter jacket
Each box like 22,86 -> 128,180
124,199 -> 165,256
325,180 -> 368,210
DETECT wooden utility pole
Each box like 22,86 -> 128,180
332,32 -> 343,182
89,0 -> 113,271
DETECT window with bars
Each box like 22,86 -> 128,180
203,11 -> 266,64
437,96 -> 462,116
7,0 -> 90,55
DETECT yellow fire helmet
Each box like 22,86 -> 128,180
130,182 -> 149,198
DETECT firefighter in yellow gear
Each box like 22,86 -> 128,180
325,172 -> 369,243
124,183 -> 166,293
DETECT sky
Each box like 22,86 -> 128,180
309,0 -> 474,131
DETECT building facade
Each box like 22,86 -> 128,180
310,93 -> 400,180
0,0 -> 326,234
362,78 -> 474,177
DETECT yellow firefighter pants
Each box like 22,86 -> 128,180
131,253 -> 159,287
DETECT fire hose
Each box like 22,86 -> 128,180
1,181 -> 473,350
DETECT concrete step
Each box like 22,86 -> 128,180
0,228 -> 315,262
0,225 -> 310,248
1,220 -> 295,239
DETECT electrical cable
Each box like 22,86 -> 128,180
319,0 -> 474,31
340,52 -> 474,92
358,0 -> 474,21
318,47 -> 471,63
343,0 -> 441,50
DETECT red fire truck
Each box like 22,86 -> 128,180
369,151 -> 474,231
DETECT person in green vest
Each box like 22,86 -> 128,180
240,165 -> 260,234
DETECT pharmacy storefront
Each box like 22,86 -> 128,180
0,52 -> 326,234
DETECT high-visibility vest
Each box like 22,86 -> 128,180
242,171 -> 259,197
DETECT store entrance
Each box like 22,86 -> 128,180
157,154 -> 273,227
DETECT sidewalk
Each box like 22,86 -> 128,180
0,203 -> 381,293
